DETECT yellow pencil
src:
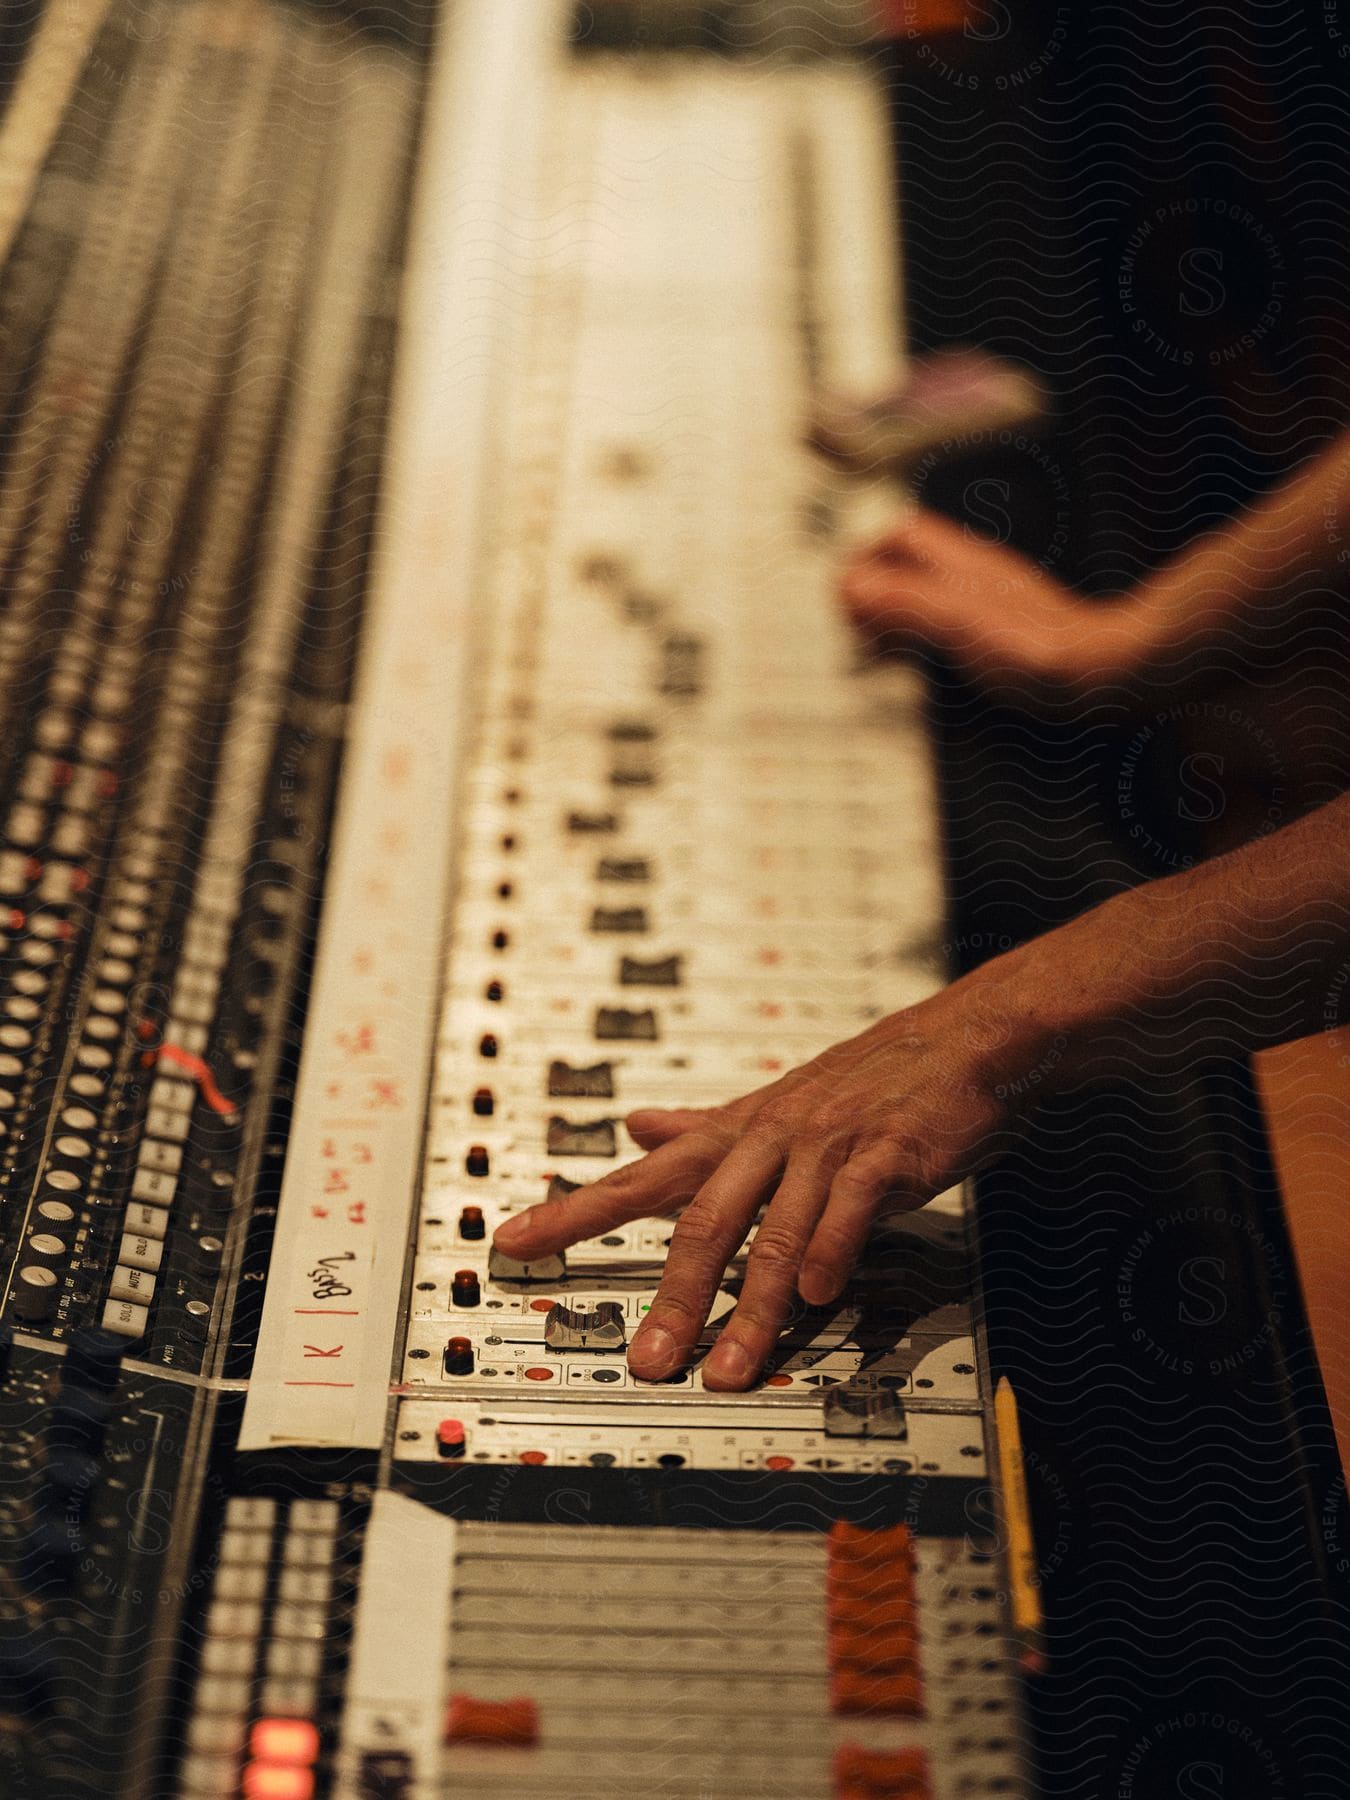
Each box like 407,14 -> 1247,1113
995,1375 -> 1047,1674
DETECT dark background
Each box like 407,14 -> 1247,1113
889,5 -> 1350,1795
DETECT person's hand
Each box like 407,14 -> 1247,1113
492,910 -> 1141,1389
840,509 -> 1154,699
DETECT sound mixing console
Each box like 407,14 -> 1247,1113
0,4 -> 1033,1796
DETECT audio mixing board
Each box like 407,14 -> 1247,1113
0,4 -> 1033,1797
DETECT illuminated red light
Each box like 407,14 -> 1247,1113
248,1718 -> 319,1765
241,1764 -> 315,1800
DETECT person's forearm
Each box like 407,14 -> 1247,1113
1127,432 -> 1350,683
1003,787 -> 1350,1085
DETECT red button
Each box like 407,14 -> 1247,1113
249,1719 -> 319,1766
519,1450 -> 548,1465
529,1298 -> 556,1313
766,1373 -> 793,1388
436,1418 -> 467,1454
765,1455 -> 794,1470
524,1366 -> 555,1380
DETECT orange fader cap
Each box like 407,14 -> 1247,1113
834,1741 -> 931,1798
445,1694 -> 539,1746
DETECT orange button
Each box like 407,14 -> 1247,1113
248,1719 -> 319,1766
828,1521 -> 914,1569
834,1741 -> 930,1798
829,1665 -> 924,1718
445,1694 -> 539,1746
827,1595 -> 918,1634
829,1637 -> 920,1677
826,1569 -> 915,1609
241,1765 -> 315,1800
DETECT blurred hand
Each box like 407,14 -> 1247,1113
840,509 -> 1153,698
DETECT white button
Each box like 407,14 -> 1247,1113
173,993 -> 215,1026
49,817 -> 89,859
151,1078 -> 194,1112
108,1263 -> 155,1306
0,851 -> 29,894
264,1639 -> 322,1679
7,804 -> 44,845
185,1715 -> 245,1756
214,1564 -> 267,1602
287,1499 -> 340,1535
132,1167 -> 177,1205
138,1138 -> 183,1175
176,1752 -> 237,1797
224,1498 -> 276,1531
269,1604 -> 328,1641
277,1568 -> 331,1607
199,1638 -> 256,1677
37,865 -> 78,904
217,1528 -> 271,1567
257,1677 -> 318,1719
118,1233 -> 163,1274
125,1203 -> 169,1241
282,1534 -> 334,1569
146,1107 -> 189,1142
204,1600 -> 263,1638
101,1298 -> 148,1339
193,1675 -> 252,1715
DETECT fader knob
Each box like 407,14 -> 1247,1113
488,1247 -> 566,1284
62,1327 -> 126,1396
443,1337 -> 474,1376
472,1087 -> 495,1117
544,1301 -> 625,1354
451,1270 -> 481,1308
465,1146 -> 490,1177
11,1266 -> 59,1321
458,1207 -> 485,1240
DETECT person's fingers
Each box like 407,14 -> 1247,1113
702,1134 -> 852,1389
797,1138 -> 921,1305
493,1132 -> 728,1257
627,1130 -> 787,1381
624,1106 -> 722,1149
